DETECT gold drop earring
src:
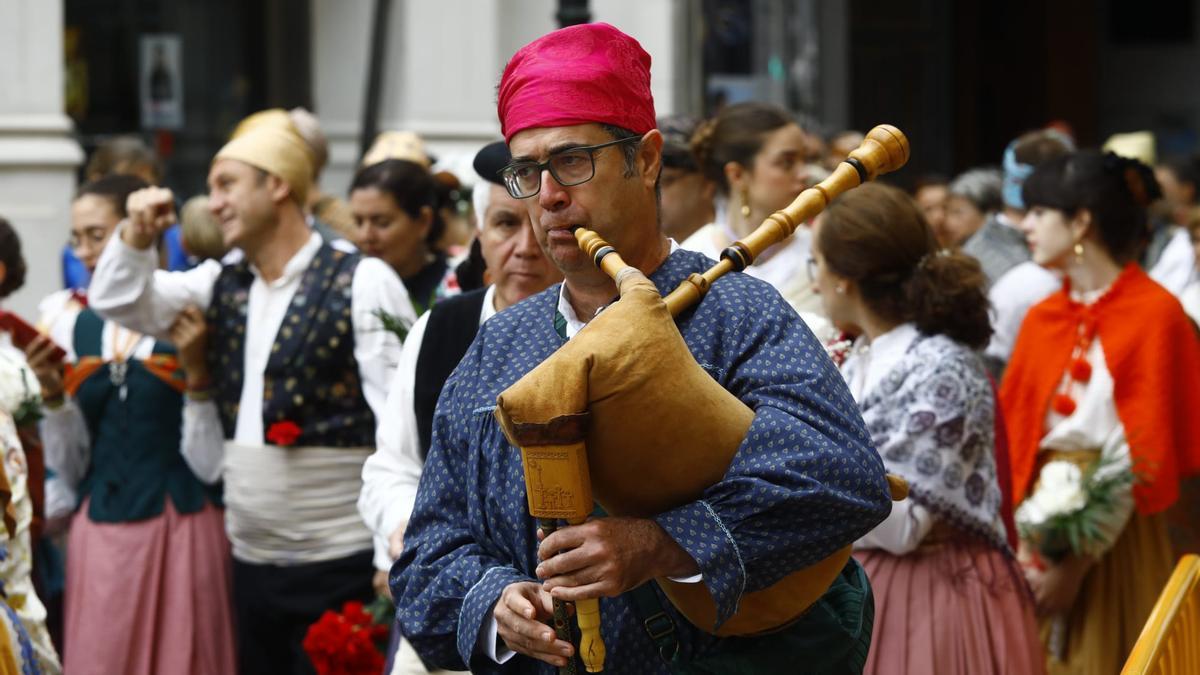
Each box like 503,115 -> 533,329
740,190 -> 751,221
1074,241 -> 1085,263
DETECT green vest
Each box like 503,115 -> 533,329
72,309 -> 221,522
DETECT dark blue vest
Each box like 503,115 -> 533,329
71,309 -> 221,522
206,244 -> 376,448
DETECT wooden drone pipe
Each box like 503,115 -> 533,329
661,124 -> 909,315
518,439 -> 606,672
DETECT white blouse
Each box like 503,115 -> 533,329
841,323 -> 936,556
1015,335 -> 1134,556
1015,284 -> 1135,557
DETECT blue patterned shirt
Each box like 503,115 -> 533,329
391,249 -> 891,673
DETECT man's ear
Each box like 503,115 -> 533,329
0,261 -> 7,289
265,173 -> 294,205
638,130 -> 663,189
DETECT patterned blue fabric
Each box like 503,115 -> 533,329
391,248 -> 891,674
206,244 -> 375,447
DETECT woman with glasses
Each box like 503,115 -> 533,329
812,183 -> 1043,675
349,159 -> 460,315
688,102 -> 829,326
1002,151 -> 1200,673
26,175 -> 234,675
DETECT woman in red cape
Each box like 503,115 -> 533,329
1001,149 -> 1200,674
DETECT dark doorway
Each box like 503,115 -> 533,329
65,0 -> 312,197
848,0 -> 1100,183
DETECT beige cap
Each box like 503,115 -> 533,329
215,122 -> 314,205
231,108 -> 293,139
288,107 -> 329,174
361,130 -> 429,168
1103,131 -> 1156,166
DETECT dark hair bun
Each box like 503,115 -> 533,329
904,250 -> 991,349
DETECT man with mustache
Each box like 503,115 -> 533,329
390,23 -> 891,674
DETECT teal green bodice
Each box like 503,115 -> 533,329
72,309 -> 220,522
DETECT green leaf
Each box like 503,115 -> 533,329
373,309 -> 411,344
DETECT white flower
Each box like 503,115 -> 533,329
1027,460 -> 1088,518
0,352 -> 39,417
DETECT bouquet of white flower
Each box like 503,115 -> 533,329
0,352 -> 43,427
1017,456 -> 1133,561
1017,454 -> 1134,661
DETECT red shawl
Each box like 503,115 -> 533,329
1001,264 -> 1200,514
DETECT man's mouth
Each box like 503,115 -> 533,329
547,226 -> 578,243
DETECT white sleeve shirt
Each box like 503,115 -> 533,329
984,261 -> 1061,367
89,228 -> 414,446
360,285 -> 497,571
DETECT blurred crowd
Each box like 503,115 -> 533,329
0,21 -> 1197,675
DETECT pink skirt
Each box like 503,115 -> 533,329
63,499 -> 235,675
856,540 -> 1045,675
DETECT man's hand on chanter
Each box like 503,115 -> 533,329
535,516 -> 700,601
494,581 -> 575,667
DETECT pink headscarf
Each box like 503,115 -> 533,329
498,23 -> 656,143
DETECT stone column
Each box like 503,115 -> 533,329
0,0 -> 84,318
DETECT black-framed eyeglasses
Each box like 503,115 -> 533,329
500,136 -> 641,199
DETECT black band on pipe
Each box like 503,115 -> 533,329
720,244 -> 751,272
844,157 -> 869,184
593,245 -> 616,268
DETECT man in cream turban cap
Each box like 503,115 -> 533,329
217,120 -> 314,207
88,111 -> 417,675
231,107 -> 357,239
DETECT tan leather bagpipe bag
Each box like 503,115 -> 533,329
495,272 -> 851,636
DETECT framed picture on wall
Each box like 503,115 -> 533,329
139,34 -> 183,130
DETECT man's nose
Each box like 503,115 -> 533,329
514,220 -> 541,256
537,169 -> 568,212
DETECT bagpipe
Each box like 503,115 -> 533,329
495,125 -> 911,673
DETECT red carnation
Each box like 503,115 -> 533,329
303,602 -> 389,675
266,420 -> 302,447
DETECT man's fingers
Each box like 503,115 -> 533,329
496,601 -> 573,663
538,524 -> 594,561
548,580 -> 613,602
127,187 -> 176,234
535,544 -> 594,580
